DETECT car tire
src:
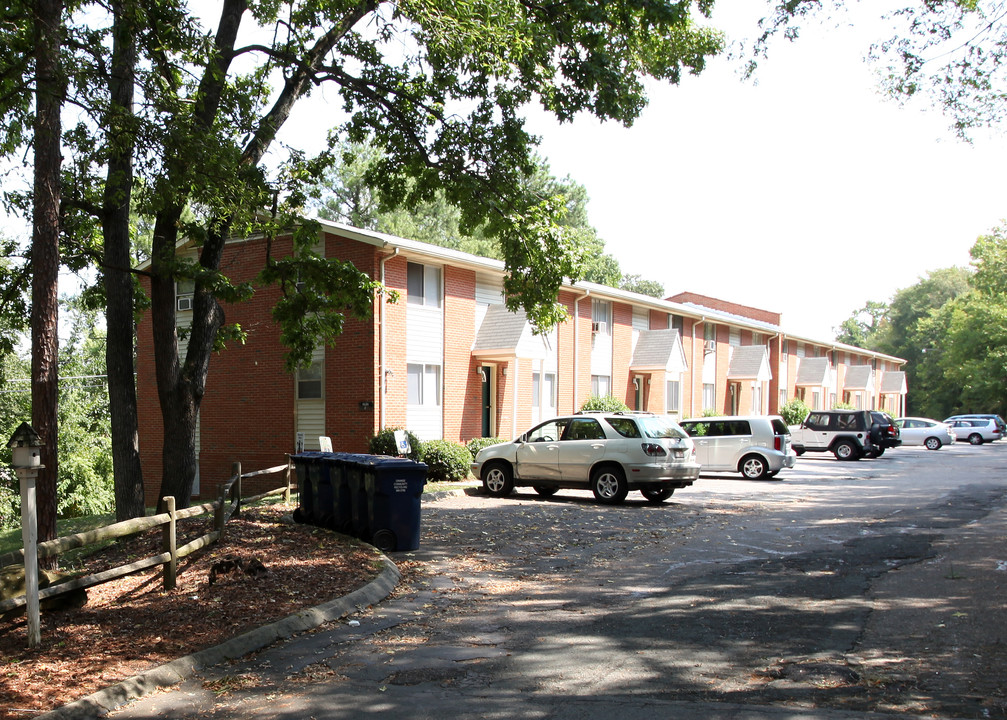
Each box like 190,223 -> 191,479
533,485 -> 558,497
740,454 -> 768,480
641,488 -> 673,504
833,440 -> 860,461
794,447 -> 805,457
875,447 -> 885,457
924,436 -> 943,450
482,462 -> 514,497
591,466 -> 629,505
968,433 -> 984,445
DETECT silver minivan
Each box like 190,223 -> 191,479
680,415 -> 797,479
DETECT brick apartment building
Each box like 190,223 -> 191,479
135,220 -> 906,503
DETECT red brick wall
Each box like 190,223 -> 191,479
443,265 -> 482,442
668,292 -> 781,326
612,302 -> 633,406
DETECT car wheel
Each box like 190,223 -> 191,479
968,433 -> 984,445
533,485 -> 558,497
767,470 -> 781,479
924,436 -> 943,450
740,454 -> 768,480
641,488 -> 673,504
482,462 -> 514,497
875,447 -> 885,457
833,440 -> 859,461
863,449 -> 878,459
794,447 -> 805,457
591,466 -> 628,505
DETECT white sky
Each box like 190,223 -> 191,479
521,0 -> 1007,340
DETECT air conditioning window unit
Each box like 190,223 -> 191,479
176,295 -> 193,312
704,339 -> 716,353
591,321 -> 608,335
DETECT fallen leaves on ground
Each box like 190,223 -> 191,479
0,504 -> 381,719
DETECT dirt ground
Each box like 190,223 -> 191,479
0,504 -> 383,719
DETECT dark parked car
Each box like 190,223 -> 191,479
868,411 -> 902,457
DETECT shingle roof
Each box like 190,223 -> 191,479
727,345 -> 771,381
843,365 -> 874,391
795,357 -> 831,386
880,370 -> 907,394
471,304 -> 549,360
630,329 -> 684,371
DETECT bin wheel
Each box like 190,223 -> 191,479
372,529 -> 397,552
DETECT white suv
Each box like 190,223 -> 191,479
471,412 -> 700,505
789,409 -> 878,461
680,415 -> 797,479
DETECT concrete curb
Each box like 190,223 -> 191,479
35,557 -> 402,720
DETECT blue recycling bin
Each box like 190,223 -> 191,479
323,453 -> 353,533
364,456 -> 428,552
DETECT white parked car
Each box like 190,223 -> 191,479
894,417 -> 956,450
680,415 -> 797,479
471,412 -> 700,504
947,418 -> 1003,445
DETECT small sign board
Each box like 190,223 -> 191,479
319,436 -> 333,452
393,430 -> 411,456
295,432 -> 305,454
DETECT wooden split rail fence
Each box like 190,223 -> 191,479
0,459 -> 296,617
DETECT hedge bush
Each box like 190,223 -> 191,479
465,436 -> 506,459
421,440 -> 473,483
779,398 -> 811,426
580,394 -> 629,412
368,427 -> 423,461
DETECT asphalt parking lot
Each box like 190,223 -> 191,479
106,441 -> 1007,720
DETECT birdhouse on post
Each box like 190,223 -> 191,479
8,422 -> 43,469
7,421 -> 44,648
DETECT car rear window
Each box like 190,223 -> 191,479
637,416 -> 687,439
771,418 -> 789,435
606,417 -> 642,438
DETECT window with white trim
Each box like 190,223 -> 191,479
591,374 -> 611,397
407,363 -> 442,406
702,383 -> 716,410
666,380 -> 681,413
407,262 -> 442,308
591,299 -> 612,335
297,360 -> 323,399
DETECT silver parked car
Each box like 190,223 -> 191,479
894,417 -> 956,450
680,415 -> 797,479
471,412 -> 700,505
947,418 -> 1003,445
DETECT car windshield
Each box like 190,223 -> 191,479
637,416 -> 687,439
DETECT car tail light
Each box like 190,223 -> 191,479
641,443 -> 667,457
774,436 -> 782,452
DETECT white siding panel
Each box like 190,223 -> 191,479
591,333 -> 613,377
296,400 -> 326,450
407,407 -> 443,442
475,274 -> 504,330
407,305 -> 443,363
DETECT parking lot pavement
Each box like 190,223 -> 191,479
76,443 -> 1007,719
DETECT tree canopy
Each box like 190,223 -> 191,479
751,0 -> 1007,138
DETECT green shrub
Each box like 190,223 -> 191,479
832,401 -> 856,410
420,440 -> 473,483
779,398 -> 811,426
580,394 -> 629,412
701,408 -> 721,417
466,436 -> 506,459
368,427 -> 423,461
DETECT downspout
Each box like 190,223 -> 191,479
379,248 -> 400,430
573,289 -> 591,411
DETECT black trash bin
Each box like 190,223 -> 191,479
291,452 -> 326,524
323,452 -> 354,534
364,456 -> 427,552
344,454 -> 373,541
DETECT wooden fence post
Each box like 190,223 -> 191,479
284,455 -> 292,505
232,461 -> 241,518
162,496 -> 177,590
215,484 -> 225,538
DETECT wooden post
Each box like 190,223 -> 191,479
232,461 -> 241,518
19,470 -> 40,648
162,496 -> 177,590
284,455 -> 292,505
214,484 -> 225,538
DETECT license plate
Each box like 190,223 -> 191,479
673,449 -> 685,459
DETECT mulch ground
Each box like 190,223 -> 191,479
0,503 -> 383,719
